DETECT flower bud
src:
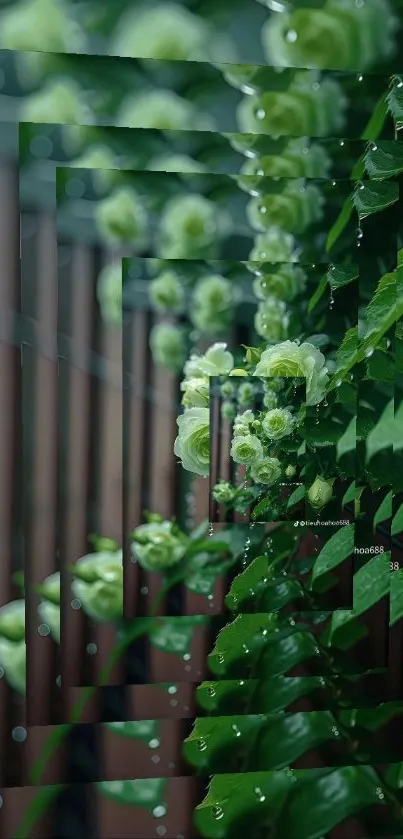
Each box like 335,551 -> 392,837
285,465 -> 297,479
229,368 -> 249,377
212,481 -> 235,504
307,476 -> 334,511
71,552 -> 123,622
0,600 -> 25,642
220,380 -> 235,399
132,521 -> 188,572
221,401 -> 236,421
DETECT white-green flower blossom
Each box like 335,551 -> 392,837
174,407 -> 210,477
254,297 -> 289,342
0,0 -> 85,54
149,271 -> 185,312
118,90 -> 213,132
249,229 -> 298,265
250,457 -> 282,486
95,187 -> 148,248
112,3 -> 209,62
71,551 -> 123,622
132,521 -> 188,572
221,400 -> 236,421
149,154 -> 206,174
220,380 -> 235,399
263,390 -> 278,410
184,343 -> 234,379
237,382 -> 255,406
262,408 -> 294,440
230,433 -> 263,465
253,266 -> 307,302
158,194 -> 228,259
150,323 -> 187,372
96,264 -> 122,327
70,146 -> 120,193
0,638 -> 26,694
254,341 -> 329,406
0,599 -> 25,643
285,464 -> 297,479
212,481 -> 235,503
181,376 -> 210,409
308,476 -> 334,511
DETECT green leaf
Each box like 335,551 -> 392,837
97,778 -> 167,811
149,615 -> 208,655
373,491 -> 393,530
185,539 -> 232,557
365,349 -> 394,382
366,399 -> 394,462
328,327 -> 358,389
387,75 -> 403,127
258,630 -> 322,678
392,503 -> 403,536
310,525 -> 354,591
252,712 -> 341,771
307,274 -> 327,313
390,570 -> 403,626
327,264 -> 358,290
207,613 -> 279,677
277,765 -> 387,839
327,553 -> 390,649
183,714 -> 265,771
185,555 -> 236,598
341,480 -> 355,507
353,180 -> 398,219
225,555 -> 273,611
196,679 -> 253,714
365,141 -> 403,179
326,194 -> 354,253
287,484 -> 305,508
194,770 -> 296,839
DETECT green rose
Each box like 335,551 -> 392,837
212,481 -> 235,503
70,146 -> 119,193
71,551 -> 123,622
150,323 -> 187,372
149,271 -> 185,312
96,264 -> 122,327
184,343 -> 234,379
112,4 -> 208,61
254,341 -> 329,406
262,408 -> 294,440
240,139 -> 330,180
221,400 -> 236,421
238,382 -> 255,406
253,266 -> 306,302
285,465 -> 297,479
158,194 -> 228,260
247,183 -> 324,235
220,380 -> 235,399
234,409 -> 255,427
0,638 -> 26,694
238,78 -> 346,138
22,79 -> 92,130
150,154 -> 206,174
0,0 -> 84,53
118,90 -> 213,132
254,298 -> 289,343
263,390 -> 278,410
174,407 -> 210,477
0,600 -> 25,643
230,433 -> 263,465
248,229 -> 297,266
181,377 -> 210,408
229,368 -> 249,377
307,476 -> 335,511
250,457 -> 282,486
132,521 -> 188,572
95,187 -> 148,247
193,275 -> 233,311
262,1 -> 397,71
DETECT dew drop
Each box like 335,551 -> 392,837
13,726 -> 27,742
231,724 -> 242,737
331,726 -> 340,737
167,685 -> 177,695
207,685 -> 217,697
197,737 -> 208,751
156,827 -> 167,836
285,29 -> 298,43
339,140 -> 345,146
218,653 -> 225,664
357,74 -> 363,82
141,586 -> 149,595
38,623 -> 51,636
256,108 -> 266,120
183,653 -> 191,661
71,598 -> 81,610
209,523 -> 214,537
365,347 -> 374,358
153,805 -> 167,818
254,787 -> 266,803
149,738 -> 160,749
375,786 -> 385,800
87,642 -> 97,655
212,805 -> 224,821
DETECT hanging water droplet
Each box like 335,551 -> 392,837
329,289 -> 334,311
207,685 -> 216,697
149,738 -> 161,749
242,644 -> 250,654
12,726 -> 27,743
375,786 -> 385,800
212,805 -> 224,820
38,623 -> 50,636
365,347 -> 374,358
357,74 -> 363,82
218,653 -> 225,664
167,685 -> 177,695
156,827 -> 167,836
141,586 -> 149,596
256,108 -> 266,120
71,598 -> 81,609
231,724 -> 242,737
153,805 -> 167,819
183,653 -> 191,661
209,523 -> 214,537
331,726 -> 340,737
197,737 -> 208,751
339,140 -> 345,146
285,29 -> 298,42
87,642 -> 97,655
254,787 -> 266,803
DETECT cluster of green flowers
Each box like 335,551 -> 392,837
131,517 -> 189,572
149,270 -> 238,338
